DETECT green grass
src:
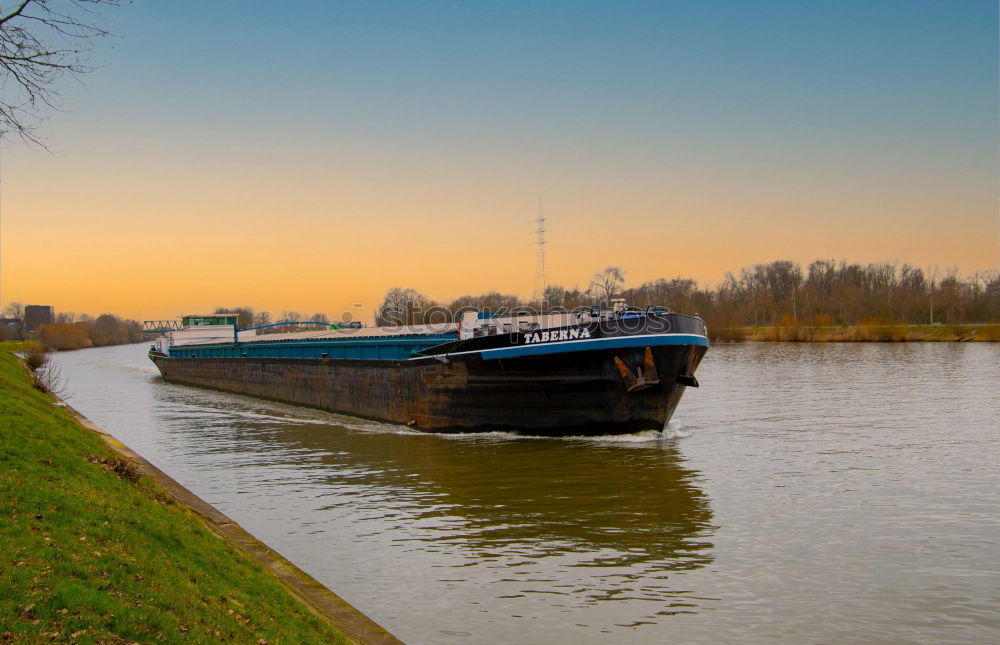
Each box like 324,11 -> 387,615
0,344 -> 348,644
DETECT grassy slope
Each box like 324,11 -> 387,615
0,345 -> 347,644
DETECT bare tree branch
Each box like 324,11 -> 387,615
590,266 -> 625,304
0,2 -> 34,28
0,0 -> 122,146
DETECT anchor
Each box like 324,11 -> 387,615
613,347 -> 661,393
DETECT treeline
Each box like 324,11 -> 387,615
637,260 -> 1000,330
6,259 -> 996,349
2,313 -> 144,350
209,258 -> 1000,334
210,307 -> 334,334
368,260 -> 1000,330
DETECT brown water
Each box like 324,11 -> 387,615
55,343 -> 999,643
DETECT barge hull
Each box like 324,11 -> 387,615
150,344 -> 705,436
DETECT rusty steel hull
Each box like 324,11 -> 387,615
150,343 -> 706,436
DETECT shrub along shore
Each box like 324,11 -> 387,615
708,323 -> 1000,343
0,343 -> 351,643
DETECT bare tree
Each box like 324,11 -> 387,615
251,310 -> 271,331
3,300 -> 24,337
927,265 -> 941,325
213,306 -> 254,329
273,311 -> 302,333
448,291 -> 520,318
1,0 -> 122,144
27,343 -> 66,394
376,288 -> 426,326
590,266 -> 625,304
541,285 -> 568,310
309,312 -> 330,324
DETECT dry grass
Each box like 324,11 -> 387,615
742,323 -> 1000,342
17,342 -> 67,395
85,455 -> 142,484
23,341 -> 47,371
703,315 -> 746,342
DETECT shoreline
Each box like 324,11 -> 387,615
0,344 -> 401,644
61,401 -> 402,645
710,323 -> 999,343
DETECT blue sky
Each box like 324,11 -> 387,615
3,0 -> 997,317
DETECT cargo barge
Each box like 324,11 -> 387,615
149,306 -> 708,436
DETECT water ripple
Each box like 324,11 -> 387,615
55,342 -> 1000,644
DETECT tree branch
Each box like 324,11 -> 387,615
0,1 -> 35,28
0,0 -> 121,144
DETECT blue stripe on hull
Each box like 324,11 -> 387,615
441,333 -> 709,360
168,335 -> 456,360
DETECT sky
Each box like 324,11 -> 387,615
1,0 -> 997,321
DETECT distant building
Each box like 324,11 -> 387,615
24,305 -> 54,331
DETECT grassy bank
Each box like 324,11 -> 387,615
0,344 -> 348,643
709,323 -> 1000,342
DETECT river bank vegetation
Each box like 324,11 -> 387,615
1,306 -> 143,351
13,258 -> 991,347
0,343 -> 347,643
401,259 -> 998,338
386,259 -> 998,332
207,259 -> 1000,342
739,322 -> 999,343
37,315 -> 143,350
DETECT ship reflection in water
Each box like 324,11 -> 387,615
148,384 -> 715,636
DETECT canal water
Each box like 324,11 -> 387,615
54,343 -> 999,643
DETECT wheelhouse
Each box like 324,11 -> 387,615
181,314 -> 238,328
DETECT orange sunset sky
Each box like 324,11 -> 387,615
1,2 -> 997,322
